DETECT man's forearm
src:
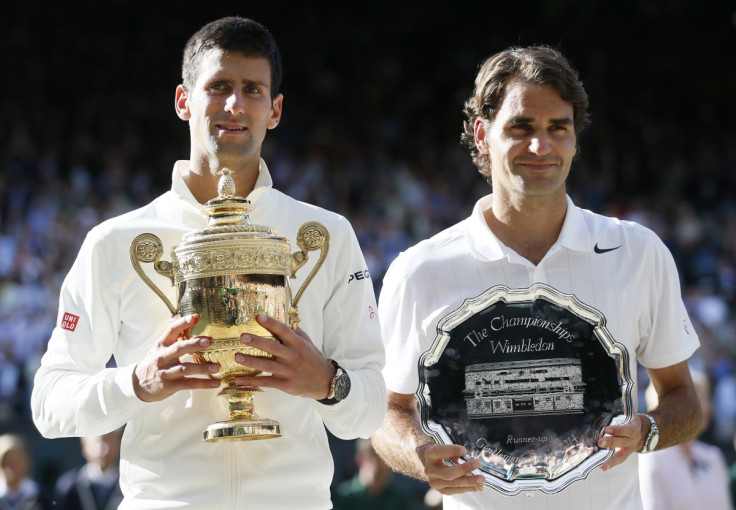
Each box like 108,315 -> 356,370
32,364 -> 139,438
371,401 -> 433,481
649,380 -> 702,450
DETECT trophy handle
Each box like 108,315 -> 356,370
288,222 -> 330,330
130,233 -> 178,316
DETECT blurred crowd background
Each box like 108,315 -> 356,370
1,1 -> 735,507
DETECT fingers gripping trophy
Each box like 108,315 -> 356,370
129,169 -> 329,442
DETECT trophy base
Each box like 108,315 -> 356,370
202,418 -> 283,442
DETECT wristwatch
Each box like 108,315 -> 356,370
639,413 -> 659,453
317,359 -> 351,405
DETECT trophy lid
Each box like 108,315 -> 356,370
171,168 -> 292,280
181,168 -> 276,241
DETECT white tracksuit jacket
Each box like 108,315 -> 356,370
32,160 -> 387,510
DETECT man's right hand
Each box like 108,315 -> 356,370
415,443 -> 485,495
133,314 -> 221,402
372,391 -> 486,495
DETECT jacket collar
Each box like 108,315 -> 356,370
171,159 -> 274,208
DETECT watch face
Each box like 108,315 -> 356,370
334,373 -> 351,401
643,415 -> 659,453
648,431 -> 659,451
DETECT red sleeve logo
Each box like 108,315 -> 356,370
60,313 -> 80,332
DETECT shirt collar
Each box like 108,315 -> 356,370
556,195 -> 590,252
465,194 -> 590,262
465,197 -> 505,262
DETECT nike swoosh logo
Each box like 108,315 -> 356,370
594,243 -> 622,254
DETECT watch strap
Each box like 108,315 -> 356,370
318,359 -> 341,405
640,413 -> 659,453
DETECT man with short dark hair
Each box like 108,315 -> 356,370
32,17 -> 385,510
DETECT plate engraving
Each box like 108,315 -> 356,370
417,283 -> 634,495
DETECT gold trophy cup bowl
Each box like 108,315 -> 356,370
130,169 -> 329,441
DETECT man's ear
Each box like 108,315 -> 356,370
474,118 -> 490,154
268,94 -> 284,130
175,85 -> 191,121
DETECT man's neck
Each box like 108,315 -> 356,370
483,192 -> 568,265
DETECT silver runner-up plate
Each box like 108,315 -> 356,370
417,283 -> 634,495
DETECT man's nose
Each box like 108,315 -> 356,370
225,92 -> 246,115
529,133 -> 552,155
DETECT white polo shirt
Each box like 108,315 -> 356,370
379,195 -> 699,510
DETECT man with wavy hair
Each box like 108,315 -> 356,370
372,46 -> 702,509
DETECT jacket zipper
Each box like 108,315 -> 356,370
229,446 -> 239,510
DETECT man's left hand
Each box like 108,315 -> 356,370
232,314 -> 336,400
597,413 -> 644,471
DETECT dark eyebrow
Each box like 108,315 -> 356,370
506,116 -> 574,126
207,76 -> 268,88
240,79 -> 271,94
549,117 -> 574,126
507,116 -> 534,125
241,78 -> 268,87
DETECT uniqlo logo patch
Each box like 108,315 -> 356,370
60,313 -> 80,332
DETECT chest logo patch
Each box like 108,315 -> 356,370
593,243 -> 622,254
60,313 -> 80,332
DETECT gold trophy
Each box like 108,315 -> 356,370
129,169 -> 329,442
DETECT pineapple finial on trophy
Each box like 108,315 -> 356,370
218,168 -> 236,197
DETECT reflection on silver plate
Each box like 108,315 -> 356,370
417,283 -> 634,495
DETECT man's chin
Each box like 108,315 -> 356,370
210,143 -> 258,162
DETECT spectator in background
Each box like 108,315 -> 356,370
0,434 -> 52,510
333,438 -> 421,510
53,429 -> 123,510
639,369 -> 733,510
